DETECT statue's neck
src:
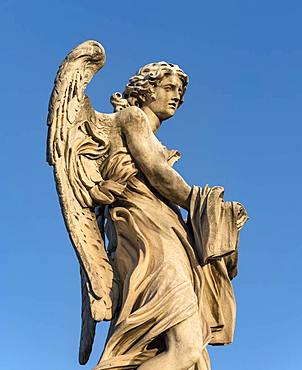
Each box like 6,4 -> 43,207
141,106 -> 161,133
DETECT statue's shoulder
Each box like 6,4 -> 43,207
114,106 -> 148,136
116,106 -> 147,124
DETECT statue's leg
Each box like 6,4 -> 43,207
137,312 -> 203,370
188,348 -> 211,370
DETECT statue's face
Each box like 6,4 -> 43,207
144,74 -> 184,121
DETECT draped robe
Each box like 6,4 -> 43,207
95,148 -> 244,370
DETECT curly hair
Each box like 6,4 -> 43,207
110,61 -> 188,112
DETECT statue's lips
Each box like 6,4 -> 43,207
168,102 -> 177,109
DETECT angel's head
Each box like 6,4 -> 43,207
111,62 -> 188,120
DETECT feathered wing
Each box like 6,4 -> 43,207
47,40 -> 117,364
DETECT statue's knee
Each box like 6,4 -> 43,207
181,342 -> 202,368
172,335 -> 202,369
167,315 -> 203,369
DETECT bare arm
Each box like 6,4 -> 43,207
119,107 -> 191,210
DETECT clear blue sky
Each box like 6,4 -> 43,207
1,1 -> 301,369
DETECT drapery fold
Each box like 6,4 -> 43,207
95,150 -> 247,370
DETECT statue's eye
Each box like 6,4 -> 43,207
164,85 -> 172,91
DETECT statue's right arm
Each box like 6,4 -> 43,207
119,107 -> 191,210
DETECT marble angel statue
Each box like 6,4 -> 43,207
47,40 -> 248,370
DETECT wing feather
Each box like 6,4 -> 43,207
47,40 -> 116,364
79,266 -> 96,365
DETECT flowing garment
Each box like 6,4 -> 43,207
95,148 -> 241,370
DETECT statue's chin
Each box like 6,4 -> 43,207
158,111 -> 175,122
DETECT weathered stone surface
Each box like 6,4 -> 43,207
47,40 -> 248,370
